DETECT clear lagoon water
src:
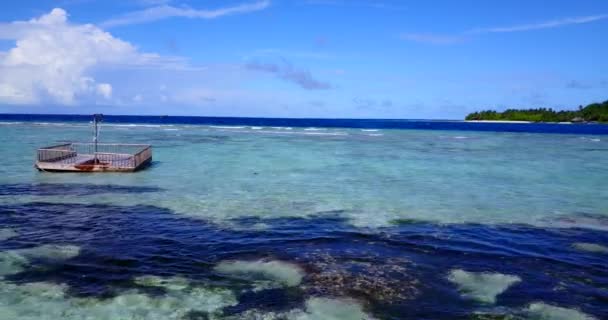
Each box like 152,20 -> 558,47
0,118 -> 607,319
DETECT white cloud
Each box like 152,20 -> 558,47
133,94 -> 143,102
246,60 -> 332,90
136,0 -> 172,6
0,8 -> 175,105
471,14 -> 608,33
400,33 -> 465,45
96,83 -> 112,99
302,0 -> 405,10
101,0 -> 271,28
402,14 -> 608,45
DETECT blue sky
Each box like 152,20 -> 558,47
0,0 -> 607,118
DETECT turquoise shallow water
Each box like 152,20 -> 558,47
1,122 -> 607,228
0,121 -> 607,319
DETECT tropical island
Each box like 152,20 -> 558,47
465,100 -> 608,123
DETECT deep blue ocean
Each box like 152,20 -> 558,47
2,113 -> 608,134
0,115 -> 607,319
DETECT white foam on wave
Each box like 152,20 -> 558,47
367,133 -> 384,137
214,259 -> 304,288
106,124 -> 172,129
439,135 -> 471,140
361,129 -> 379,132
0,228 -> 17,241
0,122 -> 24,125
210,126 -> 246,129
25,122 -> 88,128
447,269 -> 521,304
163,128 -> 179,131
572,242 -> 608,254
0,276 -> 237,319
104,124 -> 137,128
526,302 -> 596,320
33,122 -> 67,126
250,126 -> 263,130
580,137 -> 601,142
303,131 -> 348,136
304,128 -> 326,131
227,129 -> 348,137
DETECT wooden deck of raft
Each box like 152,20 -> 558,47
35,143 -> 152,172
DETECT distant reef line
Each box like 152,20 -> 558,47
465,100 -> 608,123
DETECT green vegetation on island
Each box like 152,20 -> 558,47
465,100 -> 608,123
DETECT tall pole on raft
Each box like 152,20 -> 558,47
93,114 -> 103,163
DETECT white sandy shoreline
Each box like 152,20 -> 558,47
465,120 -> 533,124
464,120 -> 578,124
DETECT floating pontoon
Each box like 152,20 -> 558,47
35,115 -> 152,172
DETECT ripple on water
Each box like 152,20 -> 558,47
572,242 -> 608,254
546,213 -> 608,231
0,201 -> 606,319
16,244 -> 81,261
0,228 -> 17,241
0,244 -> 80,277
0,183 -> 163,197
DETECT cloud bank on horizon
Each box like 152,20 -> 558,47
0,1 -> 607,118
